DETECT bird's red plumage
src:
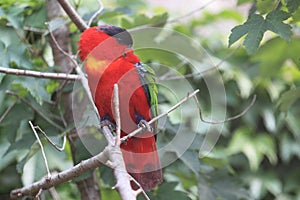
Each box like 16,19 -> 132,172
78,26 -> 162,190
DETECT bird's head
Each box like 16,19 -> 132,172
78,25 -> 133,61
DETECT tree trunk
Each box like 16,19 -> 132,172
46,0 -> 101,199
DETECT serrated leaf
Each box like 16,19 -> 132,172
265,11 -> 292,42
229,14 -> 265,54
13,77 -> 50,104
0,28 -> 31,68
229,11 -> 292,54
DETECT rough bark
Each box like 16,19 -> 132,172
46,0 -> 101,199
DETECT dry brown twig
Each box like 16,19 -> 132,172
194,94 -> 257,124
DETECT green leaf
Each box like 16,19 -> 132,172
4,6 -> 25,29
13,77 -> 50,104
148,182 -> 191,200
280,133 -> 300,162
24,6 -> 47,28
227,127 -> 277,171
277,87 -> 300,112
291,6 -> 300,22
0,103 -> 34,143
4,133 -> 35,157
256,0 -> 277,14
200,150 -> 228,169
265,11 -> 292,43
47,18 -> 68,33
150,12 -> 169,27
252,37 -> 300,77
286,0 -> 300,13
101,187 -> 121,200
229,14 -> 265,54
198,170 -> 251,200
229,11 -> 292,54
0,27 -> 31,68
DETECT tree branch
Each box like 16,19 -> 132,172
10,146 -> 109,199
0,66 -> 79,80
194,94 -> 257,124
57,0 -> 88,32
113,84 -> 121,146
29,121 -> 51,179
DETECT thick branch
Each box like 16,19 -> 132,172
109,147 -> 136,200
10,146 -> 109,199
57,0 -> 88,31
0,66 -> 79,80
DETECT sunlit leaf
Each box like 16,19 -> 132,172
229,11 -> 292,54
256,0 -> 277,14
277,87 -> 300,112
227,127 -> 277,171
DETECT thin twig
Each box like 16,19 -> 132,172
121,89 -> 200,142
6,91 -> 64,131
131,0 -> 217,30
29,121 -> 51,178
88,0 -> 104,27
130,175 -> 150,200
159,44 -> 241,81
34,125 -> 66,152
113,84 -> 121,146
0,66 -> 79,80
48,187 -> 60,200
56,0 -> 88,32
165,0 -> 217,25
194,95 -> 257,124
34,188 -> 43,200
0,100 -> 17,123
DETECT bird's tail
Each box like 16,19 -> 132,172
120,132 -> 162,191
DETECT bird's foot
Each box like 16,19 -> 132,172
138,120 -> 153,132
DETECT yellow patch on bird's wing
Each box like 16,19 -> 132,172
85,55 -> 109,74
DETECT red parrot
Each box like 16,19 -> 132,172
78,25 -> 162,190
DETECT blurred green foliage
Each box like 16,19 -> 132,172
0,0 -> 300,199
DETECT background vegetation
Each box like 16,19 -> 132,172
0,0 -> 300,199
